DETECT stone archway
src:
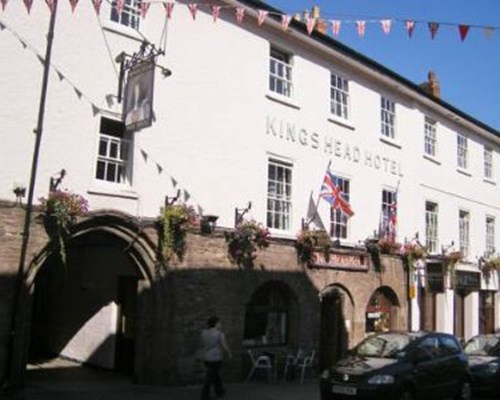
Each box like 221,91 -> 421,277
319,284 -> 354,370
365,286 -> 401,334
11,210 -> 159,384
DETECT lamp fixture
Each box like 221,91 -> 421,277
201,214 -> 219,234
12,185 -> 26,207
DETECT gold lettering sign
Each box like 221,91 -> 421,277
309,252 -> 368,271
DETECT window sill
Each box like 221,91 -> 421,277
267,228 -> 294,240
456,167 -> 472,177
87,184 -> 139,200
265,93 -> 300,110
102,23 -> 143,43
327,115 -> 355,131
423,154 -> 441,165
483,177 -> 496,185
379,136 -> 402,149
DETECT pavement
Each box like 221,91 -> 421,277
1,358 -> 320,400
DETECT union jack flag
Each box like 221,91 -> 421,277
320,170 -> 354,217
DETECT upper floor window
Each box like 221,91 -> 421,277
330,176 -> 351,239
95,117 -> 131,184
110,0 -> 141,30
484,146 -> 493,180
269,47 -> 293,98
267,159 -> 292,231
380,189 -> 397,240
424,117 -> 437,157
486,216 -> 495,258
381,97 -> 396,140
457,134 -> 468,170
330,73 -> 350,120
459,209 -> 470,259
425,201 -> 439,254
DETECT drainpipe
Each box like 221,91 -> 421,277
4,0 -> 59,388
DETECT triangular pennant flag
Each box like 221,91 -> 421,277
380,19 -> 392,35
281,14 -> 291,31
235,7 -> 245,24
91,104 -> 100,116
56,69 -> 64,81
171,177 -> 178,187
356,21 -> 366,37
0,21 -> 5,30
156,163 -> 163,174
211,5 -> 221,22
428,22 -> 439,40
0,0 -> 7,11
92,0 -> 102,15
36,54 -> 45,65
187,3 -> 197,20
140,149 -> 148,161
405,20 -> 415,38
164,2 -> 174,19
20,39 -> 27,49
69,0 -> 78,13
114,0 -> 124,16
257,10 -> 268,26
197,205 -> 203,215
306,17 -> 316,35
458,24 -> 470,42
183,190 -> 191,202
484,26 -> 495,39
331,20 -> 341,36
23,0 -> 33,14
74,87 -> 82,99
140,2 -> 150,19
45,0 -> 56,13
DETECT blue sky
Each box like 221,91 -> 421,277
266,0 -> 500,130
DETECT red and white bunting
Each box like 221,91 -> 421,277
380,19 -> 392,35
281,14 -> 291,31
306,17 -> 315,35
1,0 -> 8,11
257,10 -> 268,26
356,21 -> 366,37
45,0 -> 56,13
23,0 -> 33,14
484,26 -> 495,39
211,5 -> 221,22
164,2 -> 174,19
405,20 -> 415,38
331,20 -> 341,36
235,7 -> 245,24
428,22 -> 439,39
69,0 -> 78,13
114,0 -> 124,16
458,24 -> 470,42
187,3 -> 197,20
92,0 -> 102,15
140,2 -> 150,18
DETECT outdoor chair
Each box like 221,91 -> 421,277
282,348 -> 304,381
296,349 -> 315,384
245,349 -> 273,383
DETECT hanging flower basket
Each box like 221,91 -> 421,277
400,242 -> 427,271
39,190 -> 89,263
295,229 -> 331,265
159,204 -> 198,262
225,220 -> 270,268
480,256 -> 500,284
444,251 -> 463,272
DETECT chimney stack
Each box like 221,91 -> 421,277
310,5 -> 328,35
419,70 -> 441,99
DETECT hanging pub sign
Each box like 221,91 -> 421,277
426,261 -> 445,293
123,60 -> 155,132
454,270 -> 481,292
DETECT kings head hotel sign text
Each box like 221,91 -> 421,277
310,252 -> 368,271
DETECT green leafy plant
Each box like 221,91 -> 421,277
400,242 -> 427,271
480,256 -> 500,284
444,251 -> 463,272
39,190 -> 89,263
225,220 -> 270,268
364,238 -> 401,273
295,229 -> 331,265
160,204 -> 198,261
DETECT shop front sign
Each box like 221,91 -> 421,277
310,251 -> 368,271
454,270 -> 481,292
426,262 -> 445,293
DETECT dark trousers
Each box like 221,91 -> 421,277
201,361 -> 225,400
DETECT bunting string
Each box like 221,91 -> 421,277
0,1 -> 498,42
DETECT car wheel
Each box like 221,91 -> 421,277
399,387 -> 413,400
454,380 -> 471,400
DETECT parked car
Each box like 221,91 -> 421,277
463,333 -> 500,395
320,331 -> 471,400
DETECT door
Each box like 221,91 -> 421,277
320,291 -> 347,370
115,276 -> 137,373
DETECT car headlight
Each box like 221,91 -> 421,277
368,374 -> 395,385
320,369 -> 331,380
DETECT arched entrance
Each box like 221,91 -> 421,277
14,211 -> 157,383
365,286 -> 400,333
319,285 -> 353,370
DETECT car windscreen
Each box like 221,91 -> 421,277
356,333 -> 412,358
464,336 -> 500,356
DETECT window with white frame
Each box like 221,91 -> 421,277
425,201 -> 439,254
459,210 -> 470,259
110,0 -> 141,30
457,134 -> 468,170
330,73 -> 350,120
267,159 -> 292,230
95,117 -> 131,184
484,146 -> 493,179
424,117 -> 437,157
330,176 -> 350,239
486,216 -> 495,258
381,97 -> 396,139
380,189 -> 397,239
269,47 -> 293,98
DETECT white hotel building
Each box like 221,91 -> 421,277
0,0 -> 499,385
